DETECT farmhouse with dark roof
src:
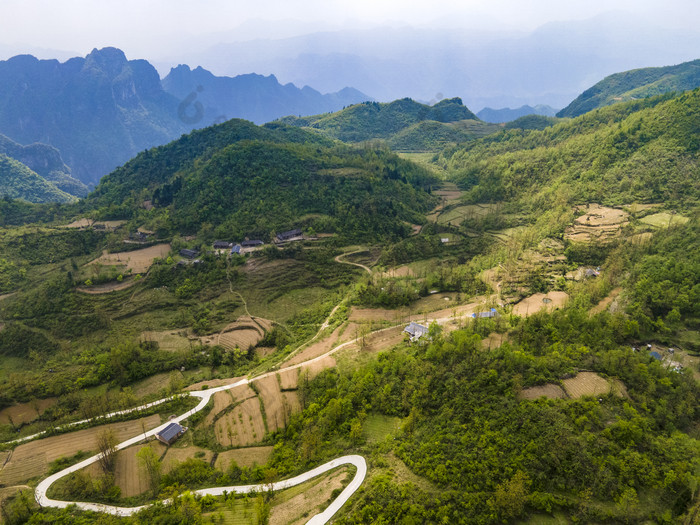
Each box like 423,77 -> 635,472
156,422 -> 186,445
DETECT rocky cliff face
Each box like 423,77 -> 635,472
0,48 -> 187,186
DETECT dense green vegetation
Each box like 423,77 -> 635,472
278,97 -> 479,143
85,119 -> 438,241
0,154 -> 76,203
559,58 -> 700,118
388,120 -> 500,151
437,90 -> 700,209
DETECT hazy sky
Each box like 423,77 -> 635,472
1,0 -> 697,60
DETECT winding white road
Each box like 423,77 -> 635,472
30,276 -> 482,522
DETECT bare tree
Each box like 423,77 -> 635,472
96,428 -> 118,475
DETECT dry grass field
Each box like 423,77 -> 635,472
562,372 -> 618,399
269,466 -> 351,525
215,446 -> 274,470
0,415 -> 160,485
0,398 -> 57,426
162,445 -> 214,471
254,376 -> 293,433
512,291 -> 569,317
87,244 -> 171,274
287,324 -> 344,366
214,398 -> 266,447
519,384 -> 568,400
278,368 -> 300,390
83,443 -> 155,497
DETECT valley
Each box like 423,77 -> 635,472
0,76 -> 697,525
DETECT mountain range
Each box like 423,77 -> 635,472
0,48 -> 369,188
169,13 -> 700,109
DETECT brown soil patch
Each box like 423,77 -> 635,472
562,372 -> 615,399
215,446 -> 274,470
297,355 -> 337,380
590,287 -> 622,316
381,266 -> 416,278
0,415 -> 160,485
519,384 -> 567,400
278,368 -> 300,390
87,243 -> 171,274
256,347 -> 275,358
202,383 -> 257,426
76,278 -> 138,294
214,398 -> 266,447
269,467 -> 350,525
253,375 -> 295,433
0,398 -> 57,426
512,291 -> 569,317
82,443 -> 157,498
287,324 -> 343,366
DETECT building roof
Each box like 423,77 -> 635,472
241,239 -> 264,247
231,244 -> 242,254
404,322 -> 429,338
277,228 -> 303,241
213,241 -> 232,248
157,422 -> 184,442
650,351 -> 662,361
179,248 -> 199,258
471,308 -> 498,318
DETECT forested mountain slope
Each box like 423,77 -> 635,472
278,97 -> 481,143
0,154 -> 76,203
86,119 -> 438,241
437,90 -> 700,208
0,133 -> 87,197
559,58 -> 700,118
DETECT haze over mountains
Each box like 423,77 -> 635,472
165,13 -> 700,109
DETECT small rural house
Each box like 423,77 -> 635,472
179,248 -> 199,259
471,308 -> 498,319
276,228 -> 303,242
156,422 -> 186,445
241,239 -> 264,247
213,241 -> 232,249
231,244 -> 242,255
404,322 -> 429,342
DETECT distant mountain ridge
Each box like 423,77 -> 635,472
162,65 -> 369,126
0,48 -> 370,188
558,58 -> 700,117
278,97 -> 480,143
477,105 -> 558,123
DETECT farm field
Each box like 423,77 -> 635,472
0,415 -> 161,485
565,205 -> 629,243
512,291 -> 569,317
213,398 -> 266,447
254,375 -> 299,432
215,446 -> 274,470
562,372 -> 623,399
589,287 -> 622,316
519,384 -> 568,400
363,414 -> 403,444
639,212 -> 689,228
0,397 -> 57,426
268,466 -> 352,525
76,278 -> 138,294
86,243 -> 171,274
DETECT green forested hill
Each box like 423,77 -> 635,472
278,97 -> 480,144
87,119 -> 438,240
0,154 -> 77,203
558,59 -> 700,118
388,119 -> 501,151
437,90 -> 700,208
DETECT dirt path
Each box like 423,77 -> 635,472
589,287 -> 622,316
334,250 -> 372,274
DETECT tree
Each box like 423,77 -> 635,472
137,445 -> 163,498
96,428 -> 118,475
